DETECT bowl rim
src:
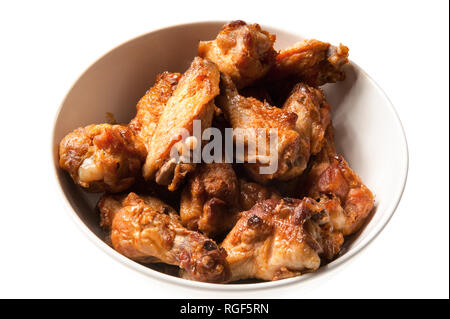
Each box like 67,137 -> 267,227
50,20 -> 409,292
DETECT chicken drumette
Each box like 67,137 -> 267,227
143,57 -> 220,191
198,20 -> 277,89
301,127 -> 374,235
216,74 -> 307,183
221,197 -> 343,282
98,192 -> 230,283
59,124 -> 146,193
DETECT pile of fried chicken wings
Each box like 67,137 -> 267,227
59,20 -> 374,283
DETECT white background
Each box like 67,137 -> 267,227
0,0 -> 448,299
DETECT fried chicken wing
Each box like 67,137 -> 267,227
302,127 -> 374,235
282,82 -> 332,157
180,162 -> 239,237
129,72 -> 181,149
216,74 -> 307,183
268,39 -> 349,87
143,57 -> 220,191
57,21 -> 376,284
97,192 -> 230,283
59,124 -> 146,193
198,20 -> 276,89
221,197 -> 343,282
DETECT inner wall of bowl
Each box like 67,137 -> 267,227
53,22 -> 405,282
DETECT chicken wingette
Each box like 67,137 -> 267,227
143,57 -> 220,191
216,74 -> 307,183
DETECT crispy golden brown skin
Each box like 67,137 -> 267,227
129,72 -> 181,149
267,39 -> 349,87
302,127 -> 374,235
198,20 -> 276,89
97,192 -> 230,283
180,163 -> 239,237
59,124 -> 146,193
216,74 -> 306,183
282,82 -> 332,161
143,57 -> 220,191
221,197 -> 343,282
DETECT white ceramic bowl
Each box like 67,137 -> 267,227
51,21 -> 408,292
